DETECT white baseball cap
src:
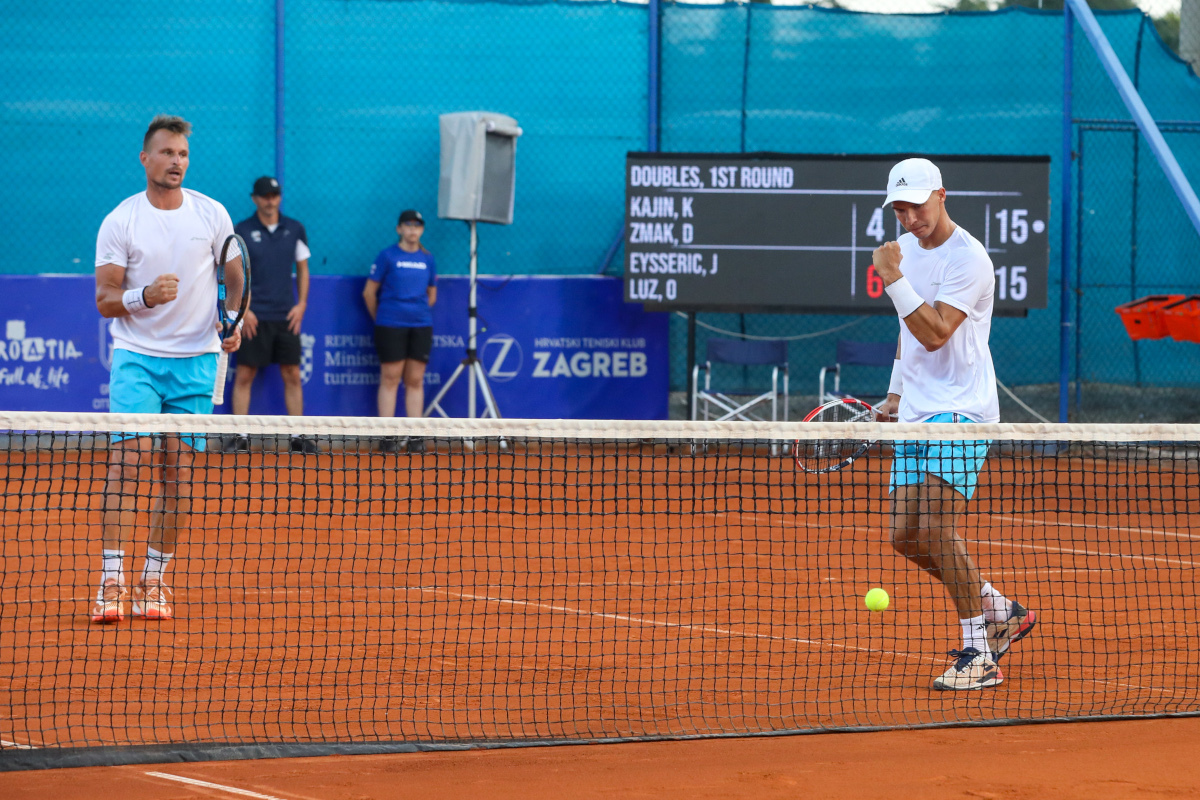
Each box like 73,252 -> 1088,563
883,158 -> 943,207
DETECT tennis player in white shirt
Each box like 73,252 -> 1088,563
90,115 -> 242,624
872,158 -> 1036,691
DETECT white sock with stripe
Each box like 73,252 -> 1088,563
99,550 -> 124,598
961,615 -> 990,657
142,547 -> 173,582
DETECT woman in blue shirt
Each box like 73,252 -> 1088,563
363,209 -> 437,442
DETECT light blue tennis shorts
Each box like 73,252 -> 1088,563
888,412 -> 991,500
109,349 -> 217,451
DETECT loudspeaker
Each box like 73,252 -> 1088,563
438,112 -> 522,225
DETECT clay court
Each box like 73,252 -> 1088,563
2,433 -> 1197,786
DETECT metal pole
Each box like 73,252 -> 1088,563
468,220 -> 478,419
1060,3 -> 1074,423
740,4 -> 751,154
1067,0 -> 1200,237
687,312 -> 696,419
275,0 -> 285,194
648,0 -> 660,151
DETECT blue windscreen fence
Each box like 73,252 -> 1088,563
2,2 -> 1199,419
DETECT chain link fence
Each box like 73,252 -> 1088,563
2,1 -> 1199,420
651,4 -> 1200,421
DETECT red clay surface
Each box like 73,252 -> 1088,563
2,717 -> 1199,799
1,440 -> 1198,758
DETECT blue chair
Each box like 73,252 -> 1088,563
691,338 -> 789,422
818,340 -> 896,406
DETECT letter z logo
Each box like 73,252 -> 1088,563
481,333 -> 522,382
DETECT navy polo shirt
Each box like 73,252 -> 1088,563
368,245 -> 437,328
234,214 -> 308,321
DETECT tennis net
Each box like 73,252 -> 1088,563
1,412 -> 1198,769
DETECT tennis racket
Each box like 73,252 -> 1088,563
212,233 -> 250,405
793,397 -> 877,474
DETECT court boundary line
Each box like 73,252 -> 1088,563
145,771 -> 292,800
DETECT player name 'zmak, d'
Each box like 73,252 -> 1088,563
629,222 -> 677,244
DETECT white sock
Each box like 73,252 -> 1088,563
99,550 -> 124,596
961,615 -> 990,657
980,581 -> 1013,623
142,547 -> 174,581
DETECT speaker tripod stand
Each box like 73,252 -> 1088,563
425,220 -> 502,420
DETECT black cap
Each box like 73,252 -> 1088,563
252,176 -> 281,196
398,209 -> 424,225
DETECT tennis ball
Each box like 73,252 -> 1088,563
864,587 -> 890,612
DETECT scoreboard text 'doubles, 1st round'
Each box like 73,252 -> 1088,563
623,153 -> 1050,316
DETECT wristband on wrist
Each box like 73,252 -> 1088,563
122,287 -> 150,314
888,359 -> 903,397
884,276 -> 924,319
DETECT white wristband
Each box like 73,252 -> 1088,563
884,276 -> 924,319
122,287 -> 149,314
888,359 -> 903,397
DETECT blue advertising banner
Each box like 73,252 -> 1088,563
0,275 -> 669,420
0,277 -> 112,412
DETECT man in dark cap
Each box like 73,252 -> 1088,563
229,176 -> 315,453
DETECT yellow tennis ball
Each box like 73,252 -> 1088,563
864,588 -> 890,612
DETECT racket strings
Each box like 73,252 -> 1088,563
794,398 -> 875,473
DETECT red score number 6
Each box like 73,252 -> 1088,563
866,264 -> 884,299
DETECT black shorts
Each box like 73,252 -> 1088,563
237,319 -> 302,368
375,325 -> 433,363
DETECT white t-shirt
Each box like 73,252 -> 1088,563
96,189 -> 235,358
895,225 -> 999,424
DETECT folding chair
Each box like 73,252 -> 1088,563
818,340 -> 896,406
690,338 -> 789,422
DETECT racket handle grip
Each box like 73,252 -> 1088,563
212,352 -> 229,406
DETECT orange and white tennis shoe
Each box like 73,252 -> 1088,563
89,578 -> 127,624
932,648 -> 1003,691
132,575 -> 173,620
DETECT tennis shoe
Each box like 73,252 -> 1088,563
89,578 -> 127,624
132,576 -> 173,620
986,601 -> 1037,662
932,648 -> 1003,691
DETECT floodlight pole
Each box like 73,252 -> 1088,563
424,220 -> 503,419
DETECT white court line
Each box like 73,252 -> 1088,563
425,587 -> 936,664
989,568 -> 1080,576
711,510 -> 1200,569
991,513 -> 1200,542
0,739 -> 36,749
967,538 -> 1200,570
423,586 -> 1166,695
146,772 -> 292,800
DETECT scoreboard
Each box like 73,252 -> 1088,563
623,153 -> 1050,315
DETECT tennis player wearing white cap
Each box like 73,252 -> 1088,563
872,157 -> 1036,691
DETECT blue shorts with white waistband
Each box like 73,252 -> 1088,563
109,349 -> 217,451
888,412 -> 991,500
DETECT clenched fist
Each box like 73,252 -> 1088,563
871,242 -> 904,286
144,273 -> 179,307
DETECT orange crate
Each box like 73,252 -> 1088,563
1114,294 -> 1184,340
1160,295 -> 1200,343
